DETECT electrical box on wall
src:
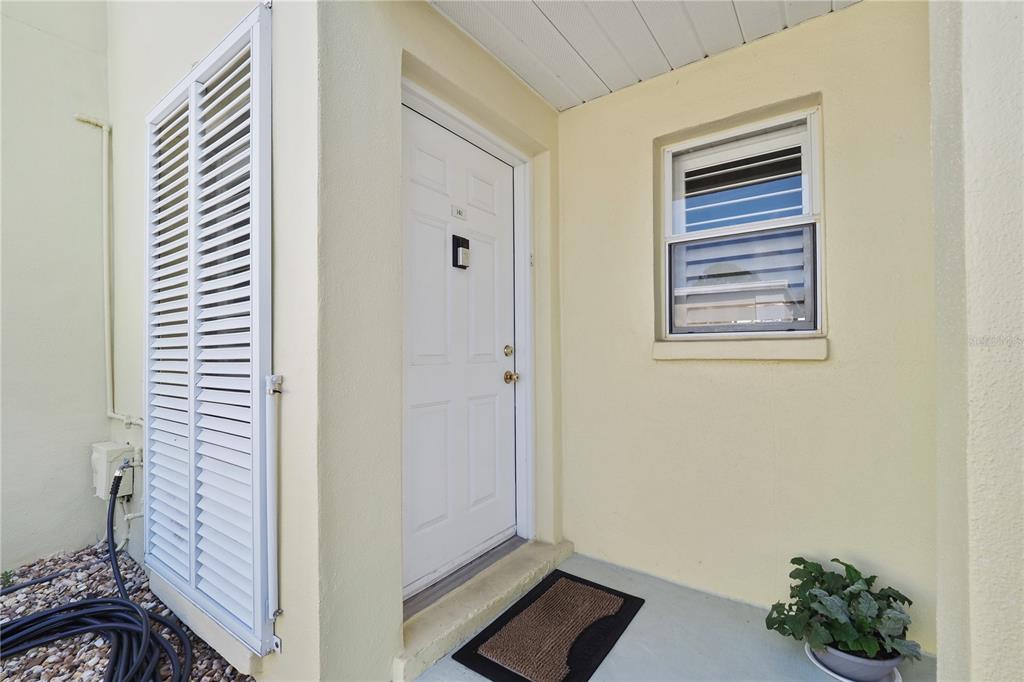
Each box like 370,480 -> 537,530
91,441 -> 134,500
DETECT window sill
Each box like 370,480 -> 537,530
652,337 -> 828,361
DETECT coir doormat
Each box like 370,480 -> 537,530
452,570 -> 644,682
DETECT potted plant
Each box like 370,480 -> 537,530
766,557 -> 922,682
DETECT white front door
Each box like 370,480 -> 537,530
401,106 -> 518,597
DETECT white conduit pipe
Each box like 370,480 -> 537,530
75,114 -> 143,429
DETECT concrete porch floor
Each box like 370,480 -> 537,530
417,555 -> 937,682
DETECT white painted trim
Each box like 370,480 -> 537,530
401,81 -> 528,166
664,213 -> 818,245
400,81 -> 537,544
250,6 -> 277,654
660,107 -> 820,161
512,162 -> 535,540
676,127 -> 807,175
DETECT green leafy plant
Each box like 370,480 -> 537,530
1,570 -> 13,588
766,557 -> 922,661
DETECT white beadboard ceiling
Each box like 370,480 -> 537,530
432,1 -> 860,111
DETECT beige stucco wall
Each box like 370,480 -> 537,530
316,1 -> 560,678
958,3 -> 1024,675
933,2 -> 1024,680
557,0 -> 937,651
105,1 -> 321,678
1,1 -> 110,570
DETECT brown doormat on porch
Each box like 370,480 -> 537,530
452,570 -> 644,682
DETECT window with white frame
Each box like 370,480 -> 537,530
663,112 -> 822,337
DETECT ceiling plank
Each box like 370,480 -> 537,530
733,1 -> 786,43
584,0 -> 671,81
481,1 -> 609,102
432,0 -> 862,112
534,1 -> 639,92
683,1 -> 745,56
784,0 -> 832,27
433,1 -> 581,110
634,1 -> 705,69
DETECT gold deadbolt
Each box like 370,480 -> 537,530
503,370 -> 520,384
504,345 -> 514,357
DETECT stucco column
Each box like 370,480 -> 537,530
932,2 -> 1024,680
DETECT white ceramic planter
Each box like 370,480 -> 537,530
811,644 -> 903,682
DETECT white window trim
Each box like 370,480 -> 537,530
659,107 -> 826,342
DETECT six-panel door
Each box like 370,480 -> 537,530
401,107 -> 517,596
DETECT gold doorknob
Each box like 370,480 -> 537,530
503,370 -> 520,384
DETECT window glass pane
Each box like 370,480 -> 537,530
669,224 -> 816,333
672,145 -> 804,234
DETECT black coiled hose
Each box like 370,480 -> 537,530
0,467 -> 193,681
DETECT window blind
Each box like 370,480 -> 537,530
669,225 -> 815,330
144,5 -> 276,655
675,146 -> 803,232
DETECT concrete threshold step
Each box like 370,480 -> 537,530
393,540 -> 574,682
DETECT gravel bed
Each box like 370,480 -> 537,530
1,543 -> 254,682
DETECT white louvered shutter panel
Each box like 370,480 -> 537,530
144,5 -> 276,655
148,96 -> 192,581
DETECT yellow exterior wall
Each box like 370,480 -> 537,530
316,1 -> 560,678
105,2 -> 320,679
1,1 -> 110,570
557,1 -> 937,651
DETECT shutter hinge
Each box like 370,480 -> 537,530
266,375 -> 283,395
272,635 -> 282,653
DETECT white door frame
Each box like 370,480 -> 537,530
401,80 -> 535,541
